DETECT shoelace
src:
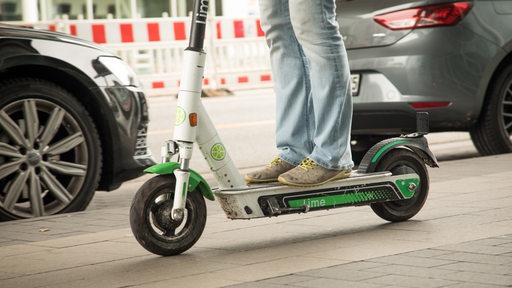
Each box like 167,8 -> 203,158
267,157 -> 282,168
299,158 -> 317,171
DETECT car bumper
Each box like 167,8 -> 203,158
96,87 -> 156,191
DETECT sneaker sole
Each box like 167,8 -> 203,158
277,170 -> 352,187
244,175 -> 279,183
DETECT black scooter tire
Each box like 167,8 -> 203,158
130,174 -> 207,256
370,148 -> 429,222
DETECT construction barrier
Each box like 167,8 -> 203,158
30,16 -> 273,96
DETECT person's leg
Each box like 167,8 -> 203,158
277,0 -> 353,186
245,0 -> 314,183
288,0 -> 353,171
259,0 -> 315,166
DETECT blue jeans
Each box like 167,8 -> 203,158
259,0 -> 354,170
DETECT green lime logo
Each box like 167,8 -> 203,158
210,143 -> 226,161
175,107 -> 186,125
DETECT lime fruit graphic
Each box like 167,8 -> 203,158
175,107 -> 186,125
210,143 -> 226,161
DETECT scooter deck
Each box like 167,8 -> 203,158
215,171 -> 419,219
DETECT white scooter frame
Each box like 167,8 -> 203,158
129,0 -> 438,256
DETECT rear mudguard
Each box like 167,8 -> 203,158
358,135 -> 439,173
144,162 -> 215,201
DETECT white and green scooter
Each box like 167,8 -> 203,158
129,0 -> 439,256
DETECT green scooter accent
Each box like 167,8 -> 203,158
145,162 -> 215,201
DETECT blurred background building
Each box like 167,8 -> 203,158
0,0 -> 259,22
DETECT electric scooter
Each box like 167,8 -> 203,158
129,0 -> 439,256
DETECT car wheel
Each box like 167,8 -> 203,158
470,63 -> 512,155
0,78 -> 102,220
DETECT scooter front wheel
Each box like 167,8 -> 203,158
130,175 -> 207,256
370,148 -> 429,222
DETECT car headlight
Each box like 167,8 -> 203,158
96,56 -> 140,87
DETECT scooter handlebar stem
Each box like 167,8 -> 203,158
189,0 -> 209,51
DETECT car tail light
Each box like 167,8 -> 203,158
374,2 -> 473,30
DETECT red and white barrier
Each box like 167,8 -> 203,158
32,17 -> 271,95
38,20 -> 189,43
216,18 -> 264,39
36,17 -> 265,42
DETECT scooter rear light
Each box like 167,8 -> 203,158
409,102 -> 451,109
374,2 -> 473,30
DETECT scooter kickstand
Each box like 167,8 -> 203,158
266,197 -> 310,216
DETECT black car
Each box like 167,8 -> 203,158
0,24 -> 155,220
337,0 -> 512,160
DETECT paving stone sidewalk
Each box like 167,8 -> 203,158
0,153 -> 511,288
227,235 -> 512,288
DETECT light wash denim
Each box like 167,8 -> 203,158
259,0 -> 354,170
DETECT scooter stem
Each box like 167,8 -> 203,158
173,0 -> 209,142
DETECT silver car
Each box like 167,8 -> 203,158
338,0 -> 512,160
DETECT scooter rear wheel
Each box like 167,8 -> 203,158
130,174 -> 207,256
370,148 -> 429,222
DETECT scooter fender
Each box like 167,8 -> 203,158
144,162 -> 215,201
358,136 -> 439,174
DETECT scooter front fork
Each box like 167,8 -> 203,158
171,141 -> 194,221
172,169 -> 189,221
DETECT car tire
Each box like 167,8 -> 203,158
470,63 -> 512,155
0,78 -> 102,220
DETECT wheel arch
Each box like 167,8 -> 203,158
0,60 -> 118,189
477,51 -> 512,120
469,50 -> 512,155
145,162 -> 215,201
